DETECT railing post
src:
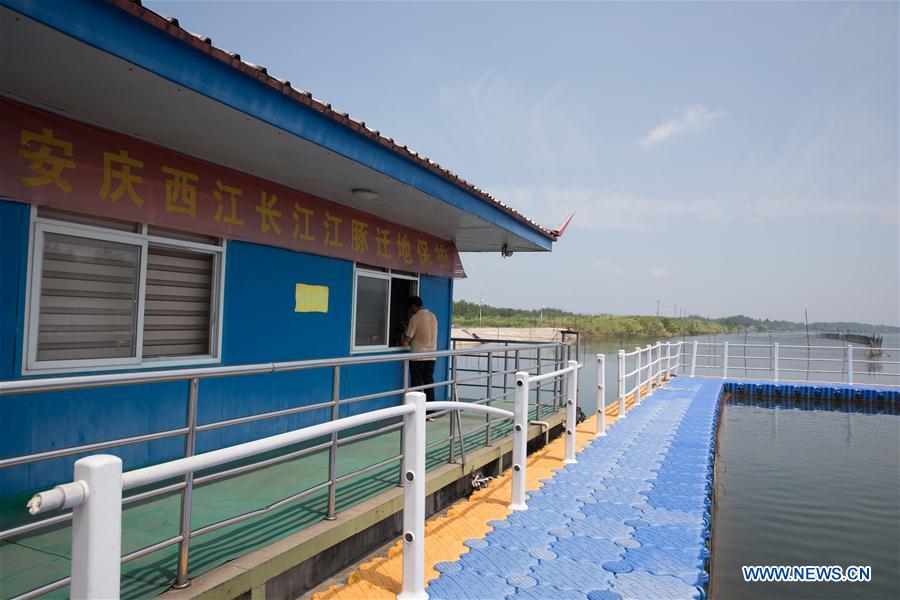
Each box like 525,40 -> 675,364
596,354 -> 606,437
71,455 -> 122,600
617,350 -> 626,419
449,354 -> 457,464
564,360 -> 578,464
655,341 -> 662,386
326,365 -> 340,519
510,371 -> 530,511
399,391 -> 426,600
634,346 -> 642,404
535,347 -> 544,411
773,343 -> 779,382
645,344 -> 653,390
690,340 -> 698,377
722,342 -> 729,379
174,378 -> 199,588
847,344 -> 854,385
484,351 -> 493,445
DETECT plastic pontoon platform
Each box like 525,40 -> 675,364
426,378 -> 724,600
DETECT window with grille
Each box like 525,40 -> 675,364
25,210 -> 224,373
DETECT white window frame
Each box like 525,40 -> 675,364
350,264 -> 419,354
22,207 -> 226,374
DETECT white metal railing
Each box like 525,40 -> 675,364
614,341 -> 680,417
1,339 -> 574,598
23,365 -> 582,600
675,341 -> 900,385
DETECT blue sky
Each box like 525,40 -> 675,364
147,1 -> 899,324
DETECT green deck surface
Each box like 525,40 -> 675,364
1,401 -> 559,600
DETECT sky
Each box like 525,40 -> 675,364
147,1 -> 899,325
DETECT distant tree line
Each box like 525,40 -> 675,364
451,301 -> 899,339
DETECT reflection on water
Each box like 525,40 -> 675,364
710,397 -> 900,600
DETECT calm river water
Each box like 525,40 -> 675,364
711,397 -> 900,599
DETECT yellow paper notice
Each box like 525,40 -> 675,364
295,283 -> 329,313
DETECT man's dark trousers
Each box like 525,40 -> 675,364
409,360 -> 436,403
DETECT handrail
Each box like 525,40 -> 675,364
3,339 -> 576,598
668,340 -> 898,385
22,369 -> 579,600
0,342 -> 567,395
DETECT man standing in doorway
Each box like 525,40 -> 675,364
401,296 -> 438,403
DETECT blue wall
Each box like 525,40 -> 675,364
0,199 -> 455,494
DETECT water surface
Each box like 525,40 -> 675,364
710,397 -> 900,599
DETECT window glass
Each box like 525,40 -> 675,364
143,246 -> 213,358
36,232 -> 141,361
27,216 -> 225,372
389,278 -> 417,346
354,274 -> 389,347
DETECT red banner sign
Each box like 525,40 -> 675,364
0,97 -> 465,278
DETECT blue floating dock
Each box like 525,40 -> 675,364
427,378 -> 724,600
427,376 -> 898,598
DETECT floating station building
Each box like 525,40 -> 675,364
0,0 -> 561,489
0,1 -> 566,597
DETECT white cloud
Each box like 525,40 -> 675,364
640,104 -> 723,147
649,267 -> 669,278
592,259 -> 622,274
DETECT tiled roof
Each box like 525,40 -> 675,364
113,0 -> 559,240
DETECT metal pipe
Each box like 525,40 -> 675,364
723,342 -> 729,379
774,343 -> 780,382
485,352 -> 493,446
617,349 -> 626,418
174,378 -> 199,589
449,354 -> 457,464
690,340 -> 698,377
118,405 -> 415,492
634,347 -> 642,405
847,345 -> 854,385
335,453 -> 404,484
192,480 -> 332,538
326,365 -> 341,520
0,427 -> 190,469
194,441 -> 332,485
0,342 -> 566,395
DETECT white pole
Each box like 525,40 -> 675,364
399,392 -> 427,600
665,342 -> 672,379
564,360 -> 578,464
71,455 -> 123,600
847,344 -> 853,385
655,341 -> 662,386
634,346 -> 642,405
510,372 -> 529,511
596,354 -> 606,437
646,344 -> 653,389
773,343 -> 780,382
617,350 -> 626,419
690,340 -> 698,377
722,341 -> 729,379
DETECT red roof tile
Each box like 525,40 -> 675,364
111,0 -> 560,241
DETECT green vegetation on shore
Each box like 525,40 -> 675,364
452,301 -> 900,339
452,301 -> 730,338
